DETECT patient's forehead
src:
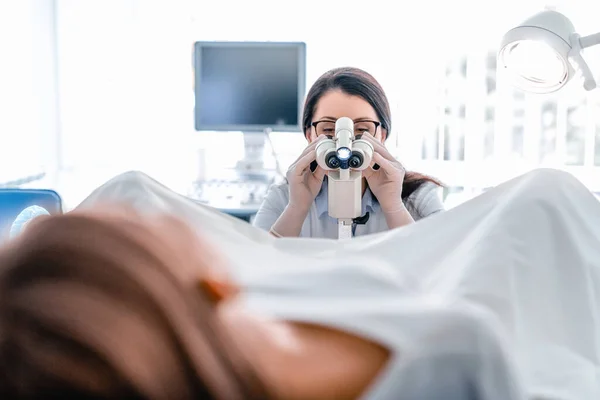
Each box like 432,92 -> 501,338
313,90 -> 378,122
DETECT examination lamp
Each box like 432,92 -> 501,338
498,10 -> 600,93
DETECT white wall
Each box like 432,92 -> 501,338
53,0 -> 582,179
54,0 -> 196,190
0,0 -> 59,185
54,0 -> 498,182
4,0 -> 600,204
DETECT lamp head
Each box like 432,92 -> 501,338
498,10 -> 577,93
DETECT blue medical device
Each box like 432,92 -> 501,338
0,189 -> 62,243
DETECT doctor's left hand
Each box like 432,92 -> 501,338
360,133 -> 406,213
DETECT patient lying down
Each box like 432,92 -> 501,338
0,168 -> 599,399
0,208 -> 522,399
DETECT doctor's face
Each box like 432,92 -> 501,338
306,90 -> 387,144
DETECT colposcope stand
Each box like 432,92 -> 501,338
328,168 -> 363,240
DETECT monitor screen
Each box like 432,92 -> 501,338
194,41 -> 306,132
0,189 -> 62,244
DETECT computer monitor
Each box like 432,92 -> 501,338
193,41 -> 306,176
194,41 -> 306,132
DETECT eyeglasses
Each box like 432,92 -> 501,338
311,119 -> 381,137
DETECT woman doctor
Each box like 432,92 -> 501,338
252,67 -> 444,239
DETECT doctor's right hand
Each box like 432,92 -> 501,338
286,136 -> 327,212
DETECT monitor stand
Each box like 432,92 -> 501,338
235,129 -> 272,180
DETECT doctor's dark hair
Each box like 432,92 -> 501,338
302,66 -> 443,200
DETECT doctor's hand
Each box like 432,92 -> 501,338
360,133 -> 406,214
286,136 -> 327,212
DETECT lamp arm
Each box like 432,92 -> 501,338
579,32 -> 600,49
569,33 -> 597,91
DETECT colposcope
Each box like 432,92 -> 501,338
315,117 -> 374,239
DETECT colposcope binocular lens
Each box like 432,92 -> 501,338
316,134 -> 373,172
325,147 -> 365,170
325,153 -> 341,169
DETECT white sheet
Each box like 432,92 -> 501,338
78,168 -> 600,400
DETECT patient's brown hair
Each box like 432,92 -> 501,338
0,212 -> 269,399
